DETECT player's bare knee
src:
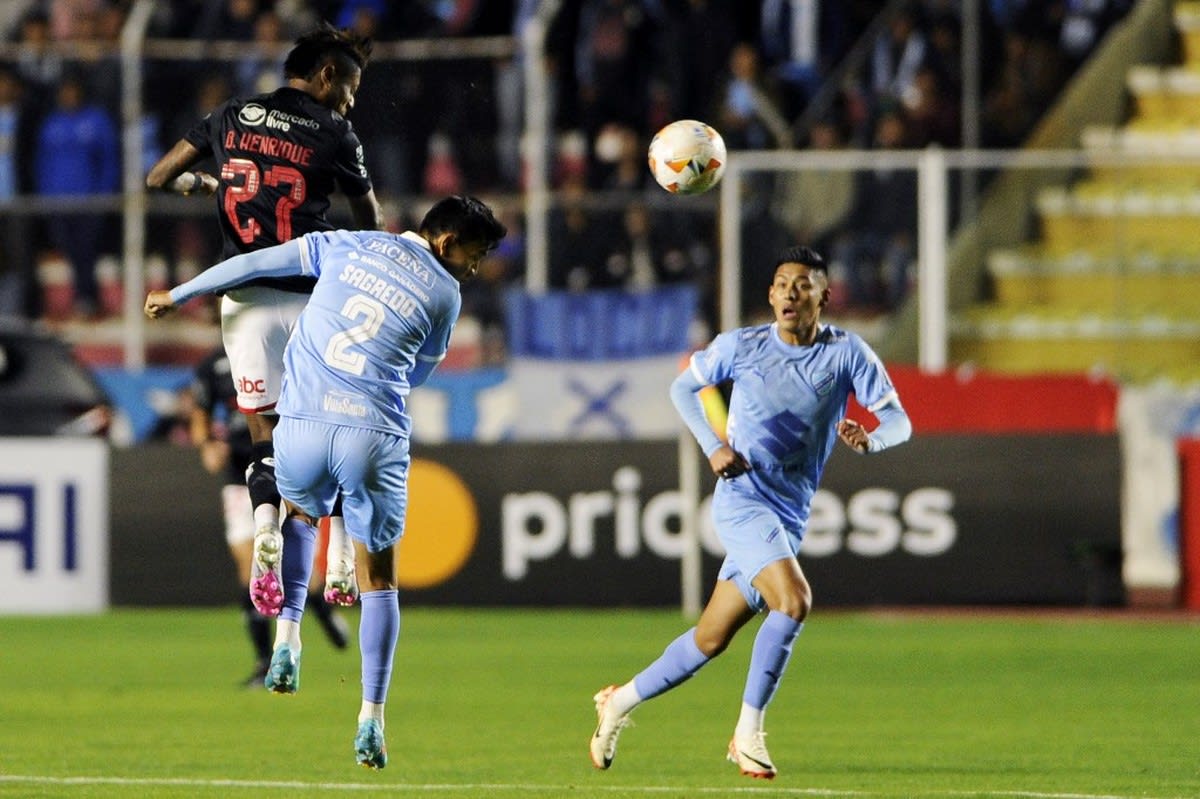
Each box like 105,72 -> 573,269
362,574 -> 397,592
771,586 -> 812,621
692,627 -> 732,658
362,550 -> 396,591
245,412 -> 277,443
283,502 -> 317,527
796,589 -> 814,622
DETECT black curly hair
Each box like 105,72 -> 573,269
420,195 -> 508,249
283,22 -> 372,81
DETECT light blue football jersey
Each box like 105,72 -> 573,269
690,322 -> 898,529
277,229 -> 461,437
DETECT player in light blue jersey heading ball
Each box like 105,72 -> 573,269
146,195 -> 506,769
589,245 -> 912,779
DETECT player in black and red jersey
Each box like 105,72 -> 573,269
147,24 -> 382,626
189,346 -> 350,688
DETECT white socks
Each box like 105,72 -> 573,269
359,701 -> 385,728
610,685 -> 763,738
609,682 -> 642,717
253,504 -> 279,532
326,516 -> 353,575
274,618 -> 301,651
734,702 -> 764,739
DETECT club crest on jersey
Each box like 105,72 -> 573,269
808,368 -> 835,397
238,103 -> 267,126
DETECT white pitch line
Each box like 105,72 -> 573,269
0,775 -> 1189,799
0,776 -> 858,795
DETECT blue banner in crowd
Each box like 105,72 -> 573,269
505,285 -> 697,360
92,366 -> 192,444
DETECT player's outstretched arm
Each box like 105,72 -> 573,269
144,239 -> 310,320
146,140 -> 218,196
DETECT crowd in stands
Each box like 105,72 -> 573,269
0,0 -> 1134,359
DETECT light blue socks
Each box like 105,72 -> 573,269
742,610 -> 802,710
359,589 -> 400,703
632,627 -> 710,702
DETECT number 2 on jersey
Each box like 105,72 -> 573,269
221,157 -> 306,244
324,295 -> 386,375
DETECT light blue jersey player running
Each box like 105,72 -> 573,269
146,195 -> 506,770
589,245 -> 912,779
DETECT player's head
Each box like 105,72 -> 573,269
284,23 -> 372,117
769,245 -> 829,335
419,196 -> 508,280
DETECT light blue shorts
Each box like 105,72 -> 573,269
712,479 -> 802,612
274,416 -> 410,552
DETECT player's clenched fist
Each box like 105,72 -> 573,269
144,290 -> 177,319
837,418 -> 870,453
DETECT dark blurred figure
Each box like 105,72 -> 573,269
903,63 -> 960,147
775,116 -> 855,259
573,0 -> 661,185
548,176 -> 623,290
980,22 -> 1068,148
0,66 -> 33,317
341,5 -> 418,195
713,41 -> 792,151
233,8 -> 289,95
188,345 -> 350,690
73,1 -> 127,117
12,10 -> 64,119
831,108 -> 917,311
625,201 -> 710,291
493,0 -> 548,191
656,0 -> 741,124
462,206 -> 525,364
868,3 -> 928,118
593,122 -> 647,191
34,71 -> 119,319
191,0 -> 263,40
759,0 -> 859,120
924,8 -> 963,98
422,131 -> 466,196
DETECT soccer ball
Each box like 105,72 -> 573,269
647,120 -> 727,195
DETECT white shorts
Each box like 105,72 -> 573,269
219,286 -> 307,413
221,483 -> 255,546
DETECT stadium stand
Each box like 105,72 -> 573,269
0,1 -> 1150,381
951,0 -> 1200,382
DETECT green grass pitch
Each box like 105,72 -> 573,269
0,607 -> 1196,798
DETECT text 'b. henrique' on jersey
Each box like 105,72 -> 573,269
186,87 -> 373,271
278,230 -> 461,438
